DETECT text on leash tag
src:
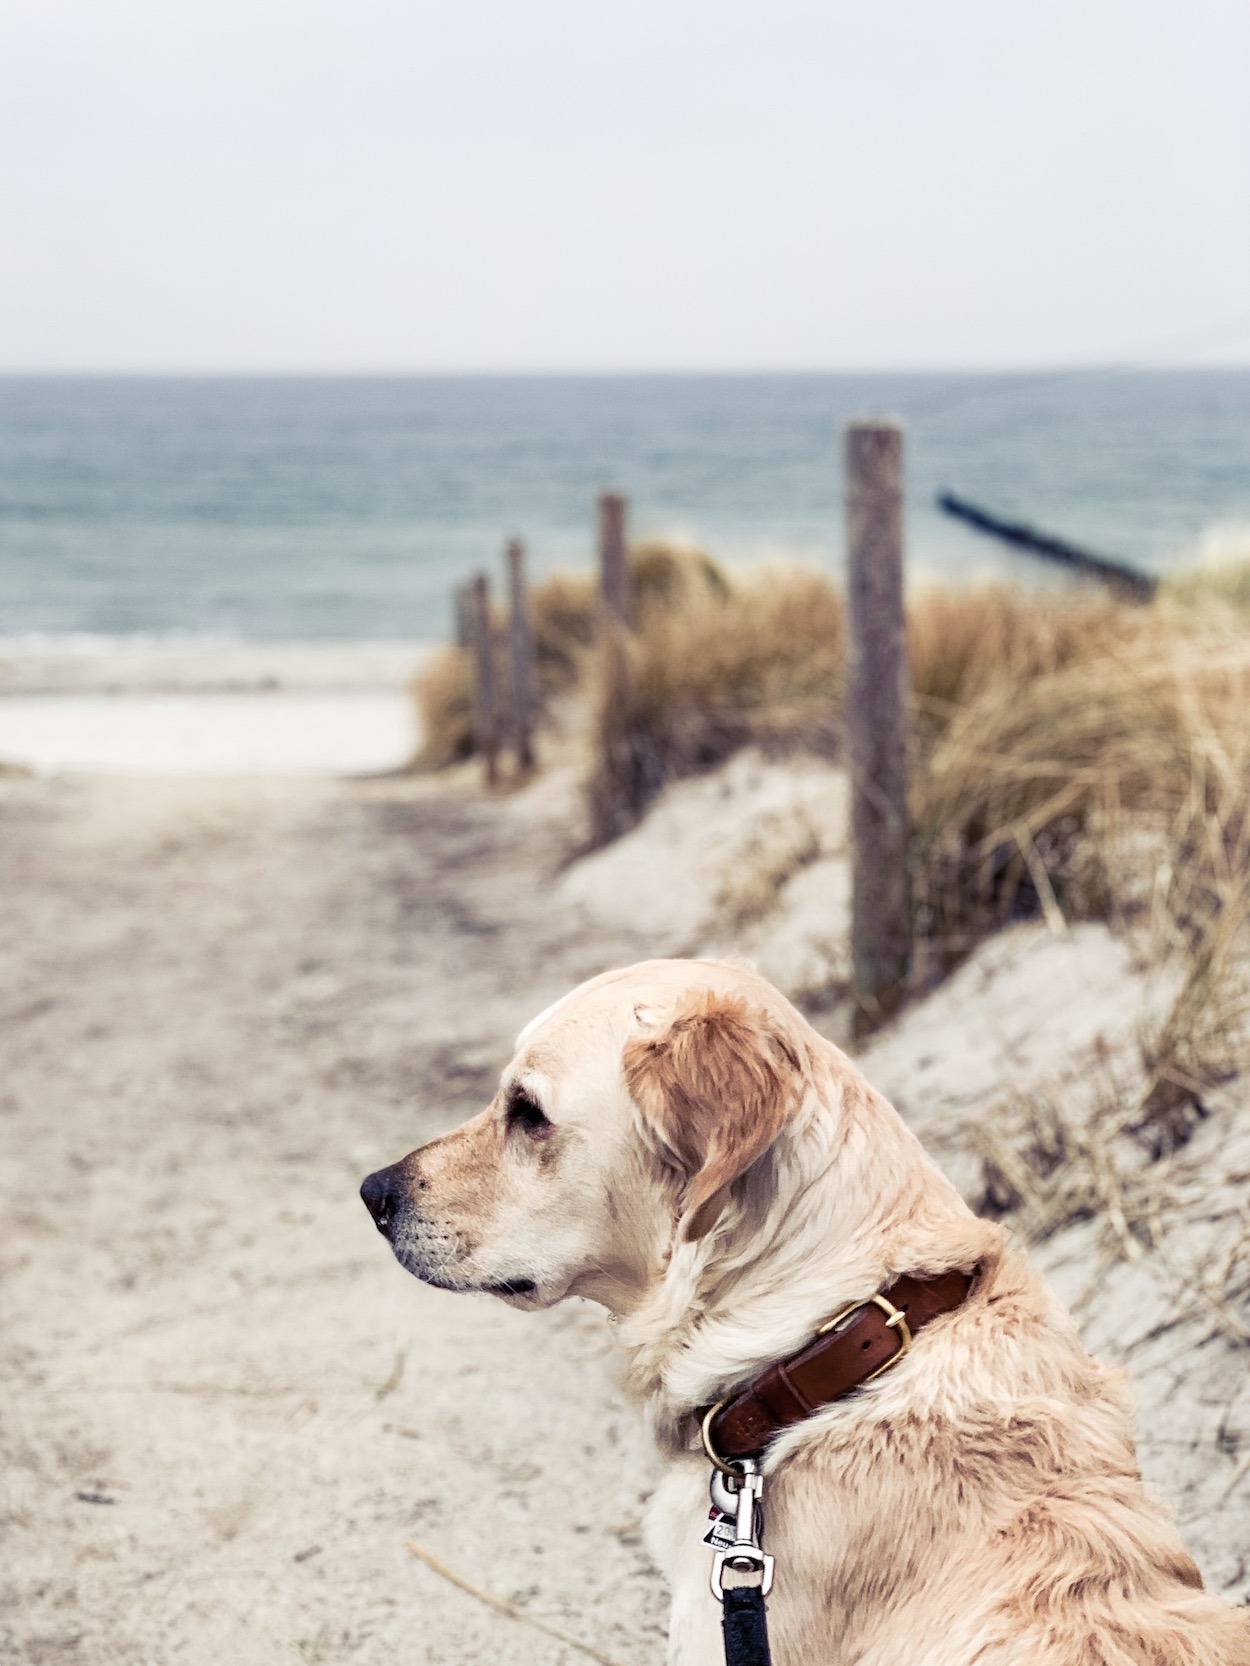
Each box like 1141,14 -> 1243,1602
703,1508 -> 738,1549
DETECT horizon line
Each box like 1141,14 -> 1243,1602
3,359 -> 1250,381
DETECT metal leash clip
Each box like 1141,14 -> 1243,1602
707,1456 -> 775,1602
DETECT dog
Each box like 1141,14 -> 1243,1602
361,958 -> 1249,1664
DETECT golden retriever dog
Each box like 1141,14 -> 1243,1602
361,958 -> 1249,1665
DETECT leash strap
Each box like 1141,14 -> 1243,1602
722,1586 -> 772,1666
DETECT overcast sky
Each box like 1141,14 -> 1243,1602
2,0 -> 1248,373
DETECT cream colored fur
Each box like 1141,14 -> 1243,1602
373,958 -> 1250,1665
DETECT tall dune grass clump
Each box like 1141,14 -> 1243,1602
915,601 -> 1250,1311
586,570 -> 845,841
586,573 -> 1144,845
587,568 -> 1250,1022
417,548 -> 1250,1016
906,585 -> 1135,741
411,645 -> 477,770
913,617 -> 1250,957
411,543 -> 724,772
411,572 -> 599,770
920,621 -> 1250,1166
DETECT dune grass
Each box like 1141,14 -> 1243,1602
1162,540 -> 1250,611
410,571 -> 601,771
586,569 -> 845,839
411,543 -> 725,773
583,569 -> 1150,848
415,544 -> 1250,991
909,621 -> 1228,954
971,864 -> 1250,1340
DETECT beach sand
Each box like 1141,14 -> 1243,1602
0,641 -> 431,776
2,704 -> 1247,1663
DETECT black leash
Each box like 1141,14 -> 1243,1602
722,1584 -> 772,1666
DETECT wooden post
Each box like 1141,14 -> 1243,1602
470,572 -> 499,787
453,582 -> 474,649
593,487 -> 641,834
506,538 -> 536,774
845,420 -> 910,1025
598,491 -> 631,629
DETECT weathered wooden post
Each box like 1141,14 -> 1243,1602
469,572 -> 499,787
592,488 -> 641,836
597,488 -> 633,732
506,537 -> 536,774
453,581 -> 474,649
845,420 -> 910,1026
598,491 -> 631,629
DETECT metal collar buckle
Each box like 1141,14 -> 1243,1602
700,1289 -> 914,1476
816,1290 -> 912,1382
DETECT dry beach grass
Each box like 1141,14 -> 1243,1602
411,543 -> 724,773
415,548 -> 1250,970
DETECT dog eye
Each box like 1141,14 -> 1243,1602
507,1093 -> 550,1134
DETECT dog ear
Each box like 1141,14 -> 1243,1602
623,990 -> 800,1242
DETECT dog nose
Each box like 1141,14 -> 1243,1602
360,1167 -> 398,1236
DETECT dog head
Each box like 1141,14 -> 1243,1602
360,959 -> 807,1312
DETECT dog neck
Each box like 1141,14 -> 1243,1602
616,1058 -> 996,1453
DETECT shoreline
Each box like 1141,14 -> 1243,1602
0,639 -> 434,774
0,635 -> 437,693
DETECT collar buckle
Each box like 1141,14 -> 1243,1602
816,1290 -> 912,1381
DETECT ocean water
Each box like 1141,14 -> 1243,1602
1,372 -> 1248,642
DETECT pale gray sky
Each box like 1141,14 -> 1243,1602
2,0 -> 1248,373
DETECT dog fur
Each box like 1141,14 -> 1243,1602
362,957 -> 1250,1665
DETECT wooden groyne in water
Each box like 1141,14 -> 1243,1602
938,490 -> 1157,600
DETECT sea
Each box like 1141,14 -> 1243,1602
2,371 -> 1249,644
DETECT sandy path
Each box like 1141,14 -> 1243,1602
0,768 -> 667,1666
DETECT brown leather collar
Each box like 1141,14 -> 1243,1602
702,1268 -> 976,1465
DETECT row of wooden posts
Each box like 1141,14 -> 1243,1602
455,428 -> 910,1020
454,536 -> 540,787
454,490 -> 632,791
